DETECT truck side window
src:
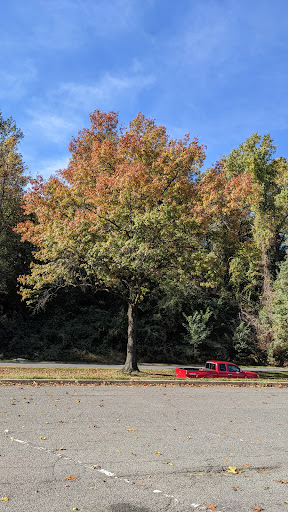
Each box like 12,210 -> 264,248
219,364 -> 226,371
228,364 -> 239,372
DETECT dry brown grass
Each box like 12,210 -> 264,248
0,367 -> 176,380
0,367 -> 287,383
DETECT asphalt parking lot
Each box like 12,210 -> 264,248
1,385 -> 287,511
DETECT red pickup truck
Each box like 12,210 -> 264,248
176,360 -> 259,379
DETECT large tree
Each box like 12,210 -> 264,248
224,134 -> 288,361
17,110 -> 205,371
0,111 -> 28,301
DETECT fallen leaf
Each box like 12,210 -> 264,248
164,462 -> 173,465
242,464 -> 252,467
276,480 -> 288,484
205,504 -> 217,510
65,475 -> 79,480
233,486 -> 241,491
40,436 -> 46,440
0,497 -> 9,502
155,451 -> 162,456
227,466 -> 241,474
92,464 -> 100,469
251,507 -> 264,511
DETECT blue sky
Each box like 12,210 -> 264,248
1,0 -> 288,179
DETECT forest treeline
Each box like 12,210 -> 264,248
1,109 -> 288,367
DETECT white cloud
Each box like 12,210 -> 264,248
0,60 -> 37,99
27,112 -> 77,144
58,71 -> 155,110
29,155 -> 70,180
25,67 -> 155,145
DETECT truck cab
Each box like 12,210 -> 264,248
176,360 -> 259,379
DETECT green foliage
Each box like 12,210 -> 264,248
268,257 -> 288,363
183,309 -> 212,359
232,322 -> 256,361
0,111 -> 28,299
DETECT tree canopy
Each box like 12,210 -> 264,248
0,111 -> 28,299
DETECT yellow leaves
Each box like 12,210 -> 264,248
40,436 -> 46,440
65,475 -> 79,480
0,497 -> 9,501
227,466 -> 241,474
125,425 -> 137,433
227,466 -> 237,474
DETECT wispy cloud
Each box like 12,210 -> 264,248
0,60 -> 37,99
26,154 -> 70,180
27,112 -> 78,144
58,71 -> 155,110
36,155 -> 70,177
26,67 -> 155,142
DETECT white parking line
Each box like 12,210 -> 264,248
5,433 -> 205,509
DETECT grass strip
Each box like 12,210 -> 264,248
0,367 -> 287,381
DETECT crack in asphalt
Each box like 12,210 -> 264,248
3,431 -> 202,510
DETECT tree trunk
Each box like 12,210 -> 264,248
122,301 -> 139,373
